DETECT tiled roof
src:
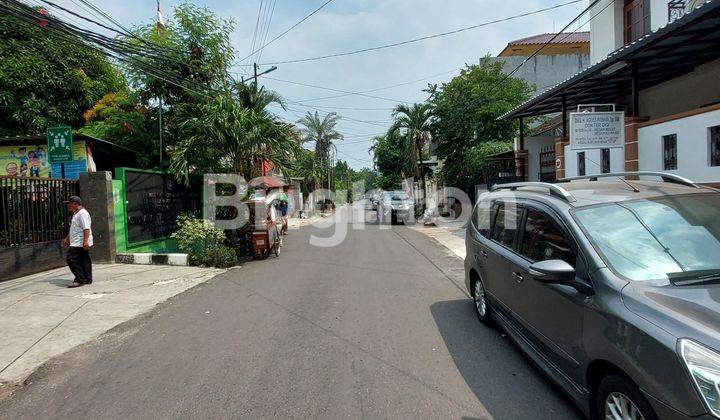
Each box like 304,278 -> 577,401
508,32 -> 590,46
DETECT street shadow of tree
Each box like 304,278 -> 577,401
430,299 -> 584,420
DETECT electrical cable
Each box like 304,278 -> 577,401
256,0 -> 277,63
496,0 -> 602,88
250,0 -> 583,66
291,68 -> 459,103
247,0 -> 265,67
235,0 -> 335,65
2,0 -> 216,98
261,76 -> 412,104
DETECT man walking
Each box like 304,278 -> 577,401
62,196 -> 93,288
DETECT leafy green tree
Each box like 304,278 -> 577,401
427,58 -> 533,193
0,9 -> 124,136
78,92 -> 156,166
444,141 -> 514,192
388,103 -> 434,207
296,111 -> 344,188
170,95 -> 297,184
356,167 -> 378,192
124,2 -> 234,105
286,148 -> 324,197
234,81 -> 285,113
123,2 -> 236,152
370,132 -> 410,190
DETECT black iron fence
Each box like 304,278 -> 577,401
485,156 -> 526,189
0,176 -> 78,248
539,148 -> 557,183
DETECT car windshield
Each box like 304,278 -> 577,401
574,193 -> 720,283
390,192 -> 409,200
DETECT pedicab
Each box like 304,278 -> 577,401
244,193 -> 282,259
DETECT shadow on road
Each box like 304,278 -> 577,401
430,299 -> 584,420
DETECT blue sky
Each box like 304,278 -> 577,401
47,0 -> 588,169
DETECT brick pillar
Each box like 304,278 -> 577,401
555,136 -> 569,180
624,117 -> 649,179
514,149 -> 529,181
79,171 -> 115,263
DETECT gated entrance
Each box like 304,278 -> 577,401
0,176 -> 79,280
539,147 -> 557,183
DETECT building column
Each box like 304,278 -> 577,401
624,116 -> 649,176
79,171 -> 115,263
555,136 -> 569,180
514,149 -> 529,181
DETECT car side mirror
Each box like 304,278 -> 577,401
529,259 -> 576,283
529,260 -> 594,295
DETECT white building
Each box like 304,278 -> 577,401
504,0 -> 720,185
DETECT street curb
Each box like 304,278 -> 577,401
116,253 -> 189,266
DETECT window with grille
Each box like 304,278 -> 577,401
625,0 -> 651,44
578,152 -> 586,176
601,149 -> 611,173
710,126 -> 720,167
663,134 -> 677,170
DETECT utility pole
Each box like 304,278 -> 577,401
156,0 -> 165,167
159,95 -> 163,166
252,63 -> 278,86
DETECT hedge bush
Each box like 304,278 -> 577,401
172,214 -> 237,268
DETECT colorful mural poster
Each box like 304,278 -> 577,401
0,141 -> 88,179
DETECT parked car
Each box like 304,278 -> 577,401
378,190 -> 414,224
465,172 -> 720,420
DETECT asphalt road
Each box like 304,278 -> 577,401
0,213 -> 584,419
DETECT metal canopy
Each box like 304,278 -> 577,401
501,0 -> 720,120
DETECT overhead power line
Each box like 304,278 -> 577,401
236,0 -> 335,65
252,0 -> 583,65
498,0 -> 602,87
3,0 -> 216,98
247,0 -> 266,66
262,76 -> 412,104
256,0 -> 277,63
294,68 -> 458,103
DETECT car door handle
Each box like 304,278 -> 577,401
512,271 -> 524,282
480,250 -> 488,258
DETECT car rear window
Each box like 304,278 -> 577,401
491,201 -> 521,249
471,201 -> 495,237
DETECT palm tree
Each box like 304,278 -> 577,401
388,103 -> 433,210
296,111 -> 344,190
234,81 -> 286,113
170,95 -> 298,184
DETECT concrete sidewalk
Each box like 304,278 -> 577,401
409,221 -> 467,260
0,264 -> 226,386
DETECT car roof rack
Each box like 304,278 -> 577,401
558,171 -> 699,188
490,182 -> 576,203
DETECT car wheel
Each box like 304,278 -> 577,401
596,375 -> 657,420
472,277 -> 493,326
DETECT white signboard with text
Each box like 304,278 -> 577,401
569,111 -> 624,150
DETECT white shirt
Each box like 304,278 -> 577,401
69,208 -> 93,248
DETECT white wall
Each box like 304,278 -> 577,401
590,0 -> 624,64
590,0 -> 673,65
638,108 -> 720,183
489,54 -> 590,91
526,136 -> 556,181
563,145 -> 625,178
